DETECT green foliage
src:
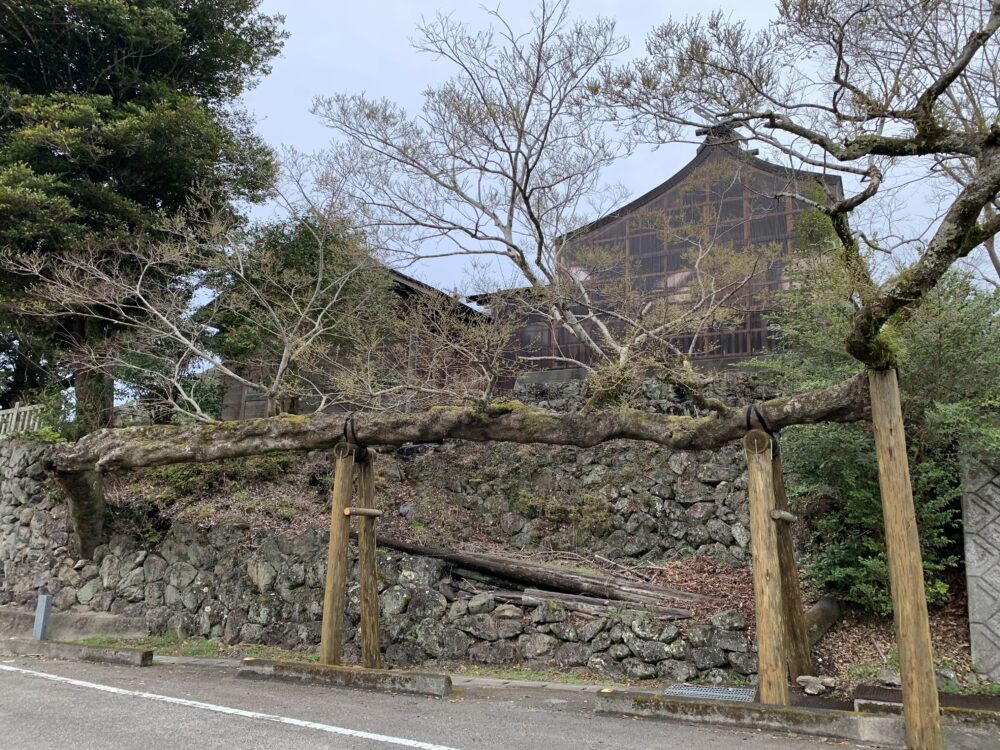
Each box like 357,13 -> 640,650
202,220 -> 393,366
584,362 -> 644,409
104,495 -> 171,544
0,1 -> 284,103
0,0 -> 283,251
145,453 -> 298,499
0,0 -> 285,428
177,371 -> 224,423
759,260 -> 1000,612
0,380 -> 75,441
784,423 -> 959,614
73,634 -> 318,663
26,382 -> 76,439
116,360 -> 224,425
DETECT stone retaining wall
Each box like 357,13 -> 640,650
412,374 -> 766,563
0,439 -> 758,683
402,439 -> 751,565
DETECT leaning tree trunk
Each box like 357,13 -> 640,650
42,372 -> 868,557
46,373 -> 869,474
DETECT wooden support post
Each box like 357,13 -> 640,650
743,429 -> 790,706
319,445 -> 354,666
772,440 -> 811,682
356,455 -> 381,669
868,369 -> 942,750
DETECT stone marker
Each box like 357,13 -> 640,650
32,592 -> 52,641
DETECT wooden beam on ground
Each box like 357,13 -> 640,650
868,369 -> 943,750
743,429 -> 790,707
319,448 -> 354,666
772,440 -> 811,682
516,588 -> 693,619
344,507 -> 383,517
358,533 -> 717,606
356,456 -> 381,669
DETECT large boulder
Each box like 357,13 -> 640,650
710,608 -> 747,631
468,640 -> 517,664
553,642 -> 589,667
454,614 -> 499,642
518,633 -> 558,659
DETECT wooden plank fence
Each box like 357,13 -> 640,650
0,403 -> 44,437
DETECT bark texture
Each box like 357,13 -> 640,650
46,374 -> 870,474
367,533 -> 713,610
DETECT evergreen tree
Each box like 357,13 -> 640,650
0,0 -> 285,432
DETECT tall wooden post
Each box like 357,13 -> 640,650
772,441 -> 811,681
868,369 -> 943,750
355,455 -> 381,669
319,445 -> 354,665
743,429 -> 790,706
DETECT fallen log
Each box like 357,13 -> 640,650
366,533 -> 717,607
804,596 -> 842,647
450,567 -> 522,590
489,589 -> 691,620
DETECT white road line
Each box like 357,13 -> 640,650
0,663 -> 463,750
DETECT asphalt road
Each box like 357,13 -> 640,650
0,656 -> 873,750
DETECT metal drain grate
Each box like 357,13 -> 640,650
662,684 -> 756,703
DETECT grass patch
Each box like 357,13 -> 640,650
71,634 -> 318,663
967,681 -> 1000,696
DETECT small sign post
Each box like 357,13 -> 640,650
33,590 -> 52,641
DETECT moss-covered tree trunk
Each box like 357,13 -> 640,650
46,373 -> 869,474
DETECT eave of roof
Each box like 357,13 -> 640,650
563,140 -> 844,242
388,267 -> 484,318
387,268 -> 442,297
461,141 -> 846,304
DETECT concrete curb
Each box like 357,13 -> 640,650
237,659 -> 452,698
595,690 -> 903,744
0,605 -> 146,641
1,637 -> 153,667
594,689 -> 999,749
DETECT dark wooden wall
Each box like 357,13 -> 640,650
511,143 -> 842,369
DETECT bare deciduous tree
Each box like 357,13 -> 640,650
308,1 -> 842,386
8,216 -> 406,421
312,0 -> 696,377
599,0 -> 1000,366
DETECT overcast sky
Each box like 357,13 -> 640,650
241,0 -> 782,288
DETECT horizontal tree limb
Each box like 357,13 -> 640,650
46,373 -> 870,474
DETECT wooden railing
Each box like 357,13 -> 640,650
0,403 -> 44,437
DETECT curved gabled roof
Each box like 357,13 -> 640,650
563,140 -> 843,242
468,139 -> 844,303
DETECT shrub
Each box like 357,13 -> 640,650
756,251 -> 999,612
784,422 -> 959,614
